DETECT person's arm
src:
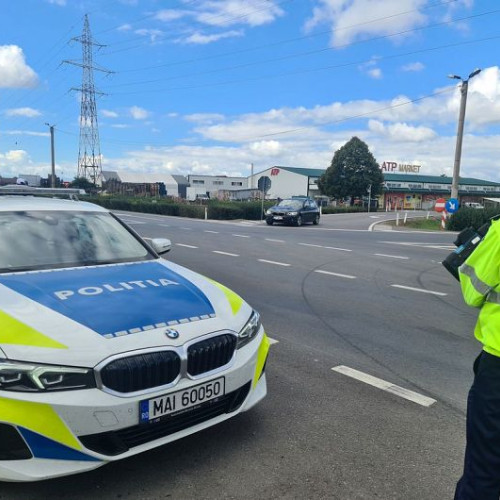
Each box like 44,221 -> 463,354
459,221 -> 500,307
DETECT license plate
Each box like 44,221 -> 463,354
139,377 -> 225,423
274,216 -> 283,220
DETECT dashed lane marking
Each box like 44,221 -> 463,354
298,243 -> 351,252
204,230 -> 219,234
265,238 -> 285,243
175,243 -> 198,249
258,259 -> 291,267
213,251 -> 239,257
314,270 -> 356,279
391,284 -> 447,296
332,365 -> 436,407
232,234 -> 250,238
374,253 -> 409,260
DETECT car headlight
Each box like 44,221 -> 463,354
289,211 -> 298,216
265,210 -> 272,215
0,360 -> 96,392
237,310 -> 262,349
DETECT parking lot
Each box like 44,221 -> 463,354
1,211 -> 477,500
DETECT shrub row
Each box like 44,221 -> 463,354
447,207 -> 500,231
321,206 -> 368,214
86,197 -> 274,221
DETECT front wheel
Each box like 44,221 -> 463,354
295,215 -> 303,227
266,219 -> 273,225
313,215 -> 320,225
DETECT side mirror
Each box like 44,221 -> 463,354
151,238 -> 172,254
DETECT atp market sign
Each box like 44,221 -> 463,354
381,161 -> 421,173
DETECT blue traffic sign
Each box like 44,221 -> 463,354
445,198 -> 459,213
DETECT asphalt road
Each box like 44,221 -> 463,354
2,210 -> 478,500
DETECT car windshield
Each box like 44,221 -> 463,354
276,199 -> 303,209
0,210 -> 153,273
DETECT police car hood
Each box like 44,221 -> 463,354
0,260 -> 249,366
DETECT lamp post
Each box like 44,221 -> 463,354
45,123 -> 56,188
448,68 -> 481,201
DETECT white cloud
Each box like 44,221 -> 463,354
368,68 -> 382,79
402,62 -> 425,72
102,109 -> 119,118
135,29 -> 165,44
180,30 -> 244,45
249,140 -> 283,156
0,150 -> 29,163
305,0 -> 428,48
46,0 -> 66,5
0,45 -> 38,88
368,120 -> 436,142
118,24 -> 132,32
111,124 -> 130,129
129,106 -> 151,120
155,9 -> 190,22
4,107 -> 41,118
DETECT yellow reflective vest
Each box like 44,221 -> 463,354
459,219 -> 500,357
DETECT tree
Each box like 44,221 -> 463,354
70,177 -> 94,191
318,136 -> 384,205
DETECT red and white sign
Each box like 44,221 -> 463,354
434,198 -> 446,213
270,168 -> 280,176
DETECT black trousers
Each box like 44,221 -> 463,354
455,351 -> 500,500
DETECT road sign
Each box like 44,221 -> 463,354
434,198 -> 446,213
258,176 -> 271,193
445,198 -> 459,214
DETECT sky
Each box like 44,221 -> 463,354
1,0 -> 500,183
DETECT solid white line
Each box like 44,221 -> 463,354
204,230 -> 219,234
265,238 -> 285,243
129,221 -> 145,224
232,234 -> 250,238
314,270 -> 356,279
391,284 -> 447,296
258,259 -> 291,267
374,253 -> 409,260
213,251 -> 239,257
175,243 -> 198,249
181,227 -> 192,230
332,365 -> 436,407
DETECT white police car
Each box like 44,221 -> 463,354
0,193 -> 269,481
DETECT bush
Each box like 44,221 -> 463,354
447,207 -> 500,231
321,206 -> 367,214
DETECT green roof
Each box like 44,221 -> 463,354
273,166 -> 326,178
384,173 -> 500,186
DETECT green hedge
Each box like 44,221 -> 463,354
85,197 -> 274,220
447,207 -> 500,231
321,206 -> 368,214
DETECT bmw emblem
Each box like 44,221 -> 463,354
165,328 -> 180,339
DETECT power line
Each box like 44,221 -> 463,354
104,8 -> 500,90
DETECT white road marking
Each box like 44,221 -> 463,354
268,337 -> 279,345
265,238 -> 285,243
380,241 -> 455,251
159,224 -> 170,227
298,243 -> 352,252
314,270 -> 356,279
232,234 -> 250,238
258,259 -> 291,267
374,253 -> 409,260
213,251 -> 239,257
332,365 -> 436,407
175,243 -> 198,249
204,230 -> 219,234
129,221 -> 146,224
181,227 -> 192,230
391,284 -> 447,296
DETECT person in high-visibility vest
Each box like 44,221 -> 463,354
455,218 -> 500,500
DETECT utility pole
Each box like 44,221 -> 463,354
45,124 -> 56,187
448,68 -> 481,200
63,14 -> 113,186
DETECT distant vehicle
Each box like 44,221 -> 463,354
195,193 -> 210,202
265,197 -> 320,226
464,202 -> 484,209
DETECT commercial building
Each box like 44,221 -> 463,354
248,166 -> 500,208
186,175 -> 247,198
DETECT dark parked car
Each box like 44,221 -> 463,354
265,198 -> 320,226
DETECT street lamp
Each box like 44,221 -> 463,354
45,123 -> 56,188
448,68 -> 481,200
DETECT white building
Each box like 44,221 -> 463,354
187,175 -> 247,197
248,166 -> 324,199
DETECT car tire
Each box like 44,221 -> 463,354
296,215 -> 303,227
313,215 -> 320,225
266,219 -> 273,225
